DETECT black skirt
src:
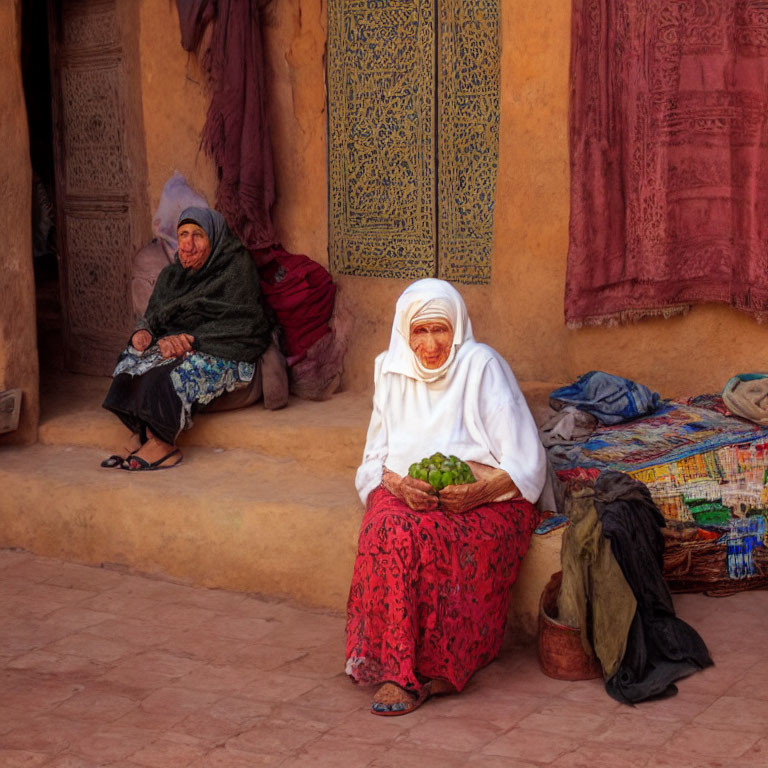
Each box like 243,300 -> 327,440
102,359 -> 186,445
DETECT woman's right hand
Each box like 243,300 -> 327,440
158,333 -> 195,359
382,468 -> 439,512
130,329 -> 153,352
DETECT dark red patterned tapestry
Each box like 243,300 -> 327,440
567,1 -> 768,327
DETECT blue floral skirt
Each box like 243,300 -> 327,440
103,346 -> 254,444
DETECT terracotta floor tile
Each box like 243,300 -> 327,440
169,587 -> 249,614
515,703 -> 611,739
5,650 -> 108,680
548,743 -> 653,768
199,613 -> 275,642
100,650 -> 203,689
138,686 -> 221,717
1,596 -> 81,621
154,630 -> 253,666
226,641 -> 307,671
661,724 -> 762,760
399,715 -> 503,753
593,711 -> 683,748
40,605 -> 117,632
0,749 -> 49,767
235,671 -> 323,703
189,746 -> 285,767
287,678 -> 371,713
0,550 -> 34,569
275,643 -> 344,680
51,690 -> 140,723
0,620 -> 73,653
37,755 -> 111,768
136,603 -> 220,629
694,694 -> 768,731
78,592 -> 159,617
225,721 -> 322,755
738,735 -> 768,766
723,660 -> 768,701
290,734 -> 380,767
466,756 -> 538,768
4,557 -> 71,583
173,662 -> 262,695
482,728 -> 580,763
43,563 -> 127,592
84,617 -> 174,648
0,677 -> 85,712
371,746 -> 480,768
425,687 -> 549,730
12,582 -> 96,606
128,732 -> 210,768
323,707 -> 431,745
266,702 -> 351,733
112,706 -> 189,732
45,632 -> 138,664
205,695 -> 274,724
168,709 -> 257,746
68,725 -> 157,762
109,578 -> 206,604
634,690 -> 718,723
0,714 -> 94,753
257,615 -> 343,649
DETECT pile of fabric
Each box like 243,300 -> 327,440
543,371 -> 768,594
558,471 -> 713,704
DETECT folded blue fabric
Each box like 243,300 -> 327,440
550,371 -> 661,425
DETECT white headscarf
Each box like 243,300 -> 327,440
381,278 -> 473,383
356,279 -> 548,505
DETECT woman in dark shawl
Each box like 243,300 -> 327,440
101,207 -> 272,470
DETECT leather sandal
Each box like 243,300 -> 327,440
121,448 -> 183,471
370,681 -> 435,717
100,447 -> 139,469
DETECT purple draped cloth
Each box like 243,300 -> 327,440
176,0 -> 275,254
567,1 -> 768,327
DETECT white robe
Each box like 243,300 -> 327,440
355,341 -> 548,505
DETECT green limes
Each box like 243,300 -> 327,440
409,453 -> 476,491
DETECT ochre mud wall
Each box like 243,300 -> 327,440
0,0 -> 38,445
137,0 -> 767,398
138,0 -> 217,213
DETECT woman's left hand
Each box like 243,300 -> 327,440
158,333 -> 195,359
438,462 -> 519,515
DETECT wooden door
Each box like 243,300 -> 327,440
48,0 -> 150,375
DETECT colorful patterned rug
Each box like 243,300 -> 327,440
549,400 -> 768,473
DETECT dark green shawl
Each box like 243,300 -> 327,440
142,207 -> 272,362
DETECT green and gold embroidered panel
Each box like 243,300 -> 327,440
327,0 -> 499,283
327,0 -> 436,280
437,0 -> 500,284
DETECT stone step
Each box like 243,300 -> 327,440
39,374 -> 371,471
14,373 -> 564,638
0,443 -> 362,611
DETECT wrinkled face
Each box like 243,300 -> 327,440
177,223 -> 211,270
409,320 -> 453,369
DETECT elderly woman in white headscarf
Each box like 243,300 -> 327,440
345,278 -> 547,716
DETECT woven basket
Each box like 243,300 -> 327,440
537,571 -> 603,681
663,527 -> 768,596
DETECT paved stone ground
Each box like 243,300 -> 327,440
0,549 -> 766,767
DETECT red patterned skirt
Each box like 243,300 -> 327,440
345,486 -> 538,693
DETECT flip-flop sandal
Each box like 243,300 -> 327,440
100,447 -> 140,469
121,448 -> 183,471
370,681 -> 435,717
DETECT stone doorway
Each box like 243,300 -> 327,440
22,0 -> 151,379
